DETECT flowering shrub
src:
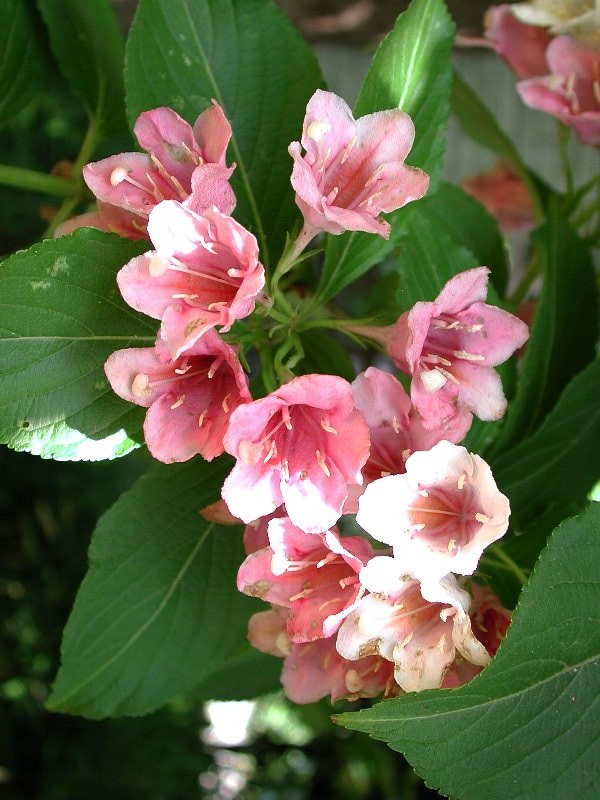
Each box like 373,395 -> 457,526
0,0 -> 599,797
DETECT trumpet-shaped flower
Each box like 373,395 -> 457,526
104,323 -> 250,463
484,4 -> 552,78
336,564 -> 489,693
356,441 -> 510,585
518,36 -> 600,146
386,267 -> 529,429
117,201 -> 265,349
237,516 -> 373,642
83,103 -> 236,224
222,374 -> 370,533
289,89 -> 429,239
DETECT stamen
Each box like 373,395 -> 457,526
316,449 -> 330,477
170,394 -> 185,410
320,419 -> 337,434
327,186 -> 339,203
316,551 -> 339,569
422,354 -> 452,366
396,632 -> 413,651
174,363 -> 192,375
358,191 -> 383,208
318,597 -> 342,611
171,293 -> 199,300
475,512 -> 490,524
391,415 -> 400,434
263,439 -> 277,464
289,585 -> 314,602
448,538 -> 457,553
438,634 -> 447,653
365,164 -> 385,187
453,350 -> 485,362
221,393 -> 231,413
457,473 -> 466,490
340,135 -> 356,164
282,406 -> 293,430
281,459 -> 290,481
208,357 -> 223,378
198,409 -> 208,427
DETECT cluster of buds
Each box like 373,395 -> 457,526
71,89 -> 527,703
484,1 -> 600,146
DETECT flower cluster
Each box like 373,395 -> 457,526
485,2 -> 600,145
87,90 -> 526,704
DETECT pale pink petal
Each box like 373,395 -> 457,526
192,99 -> 233,165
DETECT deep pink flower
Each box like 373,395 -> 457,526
352,367 -> 472,485
484,4 -> 552,78
237,516 -> 373,642
222,374 -> 370,533
116,201 -> 265,350
288,89 -> 429,239
248,608 -> 396,704
83,103 -> 235,225
356,441 -> 510,585
55,201 -> 148,240
461,161 -> 536,230
104,324 -> 250,463
386,267 -> 529,429
518,36 -> 600,145
336,565 -> 489,692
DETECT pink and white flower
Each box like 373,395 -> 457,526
288,89 -> 429,240
484,4 -> 553,78
518,36 -> 600,146
237,516 -> 373,642
116,200 -> 265,349
356,441 -> 510,585
83,102 -> 236,224
336,566 -> 489,693
222,374 -> 370,533
104,324 -> 250,463
384,267 -> 529,429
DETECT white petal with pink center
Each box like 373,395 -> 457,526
356,440 -> 510,585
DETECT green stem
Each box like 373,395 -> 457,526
488,544 -> 529,587
0,164 -> 77,197
571,199 -> 600,230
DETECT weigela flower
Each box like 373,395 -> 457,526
237,516 -> 373,642
484,4 -> 553,78
443,583 -> 512,687
55,201 -> 148,240
518,36 -> 600,146
386,266 -> 529,429
288,89 -> 429,239
221,374 -> 370,533
461,161 -> 536,231
336,565 -> 489,693
356,441 -> 510,585
104,323 -> 250,463
83,102 -> 236,224
116,200 -> 265,350
352,367 -> 472,485
511,0 -> 600,46
248,608 -> 396,704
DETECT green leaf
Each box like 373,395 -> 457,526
422,181 -> 509,298
336,502 -> 600,800
194,647 -> 282,701
48,457 -> 258,718
0,229 -> 154,460
494,357 -> 600,533
492,202 -> 598,453
125,0 -> 323,271
36,0 -> 126,135
451,69 -> 541,216
316,0 -> 455,304
0,0 -> 48,126
298,329 -> 356,382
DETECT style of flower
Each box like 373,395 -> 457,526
336,565 -> 489,693
356,440 -> 510,586
221,374 -> 370,534
116,200 -> 265,352
288,89 -> 429,241
248,607 -> 396,704
237,516 -> 374,642
461,161 -> 536,231
104,322 -> 251,464
83,102 -> 236,222
518,36 -> 600,146
385,266 -> 529,429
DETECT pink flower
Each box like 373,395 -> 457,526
104,323 -> 251,463
248,608 -> 396,704
55,202 -> 148,240
442,583 -> 512,688
336,566 -> 489,693
116,201 -> 265,350
352,367 -> 472,486
484,4 -> 552,78
356,441 -> 510,585
288,89 -> 429,239
237,516 -> 373,642
83,103 -> 236,226
461,160 -> 536,231
221,374 -> 370,533
386,267 -> 529,429
518,36 -> 600,145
